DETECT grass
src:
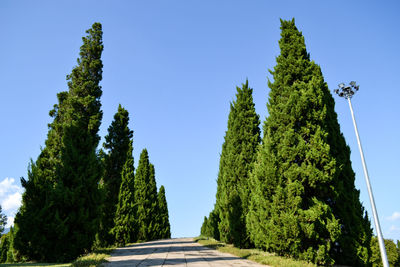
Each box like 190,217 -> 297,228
0,247 -> 115,267
0,264 -> 70,267
195,236 -> 316,267
70,246 -> 115,267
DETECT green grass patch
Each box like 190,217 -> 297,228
0,246 -> 115,267
0,264 -> 70,267
71,246 -> 115,267
195,236 -> 316,267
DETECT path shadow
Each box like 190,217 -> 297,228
111,244 -> 212,257
105,239 -> 246,266
125,239 -> 194,248
105,255 -> 239,266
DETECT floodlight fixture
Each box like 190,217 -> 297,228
334,81 -> 359,99
334,81 -> 389,267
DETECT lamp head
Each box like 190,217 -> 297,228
335,81 -> 359,99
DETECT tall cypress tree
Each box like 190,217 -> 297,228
0,233 -> 9,263
14,91 -> 67,260
112,140 -> 136,245
247,19 -> 371,265
157,185 -> 171,239
200,216 -> 208,237
200,208 -> 220,240
215,80 -> 261,248
134,149 -> 159,241
15,23 -> 104,262
98,105 -> 133,246
5,227 -> 18,263
0,205 -> 6,235
49,22 -> 104,261
148,164 -> 159,240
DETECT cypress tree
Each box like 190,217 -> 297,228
48,22 -> 104,261
201,209 -> 220,240
0,233 -> 8,263
200,216 -> 208,237
134,149 -> 159,241
14,157 -> 55,260
148,164 -> 160,240
15,23 -> 104,262
14,92 -> 68,260
215,80 -> 261,248
208,209 -> 221,240
157,185 -> 171,239
0,227 -> 18,263
5,227 -> 16,263
0,205 -> 6,235
98,104 -> 133,246
247,19 -> 371,265
111,140 -> 136,245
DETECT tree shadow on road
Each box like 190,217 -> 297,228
105,255 -> 240,266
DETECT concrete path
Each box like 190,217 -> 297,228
103,238 -> 266,267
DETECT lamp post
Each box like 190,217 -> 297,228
334,81 -> 389,267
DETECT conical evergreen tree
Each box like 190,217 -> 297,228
134,149 -> 159,241
157,185 -> 171,239
5,227 -> 17,263
247,19 -> 371,265
14,92 -> 67,260
48,22 -> 104,261
200,216 -> 208,237
0,233 -> 9,263
200,208 -> 220,240
98,104 -> 133,246
215,80 -> 261,248
15,23 -> 104,262
0,206 -> 6,235
148,164 -> 160,240
112,140 -> 136,245
208,208 -> 221,240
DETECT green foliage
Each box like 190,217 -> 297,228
215,80 -> 261,248
14,152 -> 57,261
5,228 -> 15,263
200,216 -> 208,237
0,246 -> 114,266
246,19 -> 371,265
196,237 -> 317,267
0,227 -> 21,264
97,105 -> 133,246
157,186 -> 171,239
201,209 -> 221,240
134,149 -> 159,241
0,234 -> 9,263
111,141 -> 136,245
70,247 -> 111,267
370,237 -> 399,267
0,206 -> 6,235
14,22 -> 104,262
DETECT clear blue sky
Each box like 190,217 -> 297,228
1,1 -> 399,240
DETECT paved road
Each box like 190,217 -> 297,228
103,238 -> 266,267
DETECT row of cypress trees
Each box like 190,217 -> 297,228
201,19 -> 372,266
7,22 -> 170,263
98,106 -> 171,247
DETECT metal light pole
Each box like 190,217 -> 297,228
334,82 -> 389,267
